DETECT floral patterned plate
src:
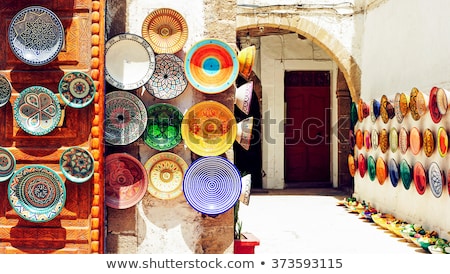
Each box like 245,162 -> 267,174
59,147 -> 94,183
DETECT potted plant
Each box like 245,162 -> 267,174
233,200 -> 260,254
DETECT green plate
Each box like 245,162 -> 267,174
367,155 -> 376,181
144,103 -> 183,150
400,159 -> 412,190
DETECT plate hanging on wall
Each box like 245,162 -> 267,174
59,146 -> 95,183
141,8 -> 188,54
428,162 -> 443,198
184,39 -> 239,94
105,153 -> 148,209
144,152 -> 188,200
104,91 -> 148,146
413,162 -> 427,195
8,165 -> 66,223
144,54 -> 187,100
105,33 -> 156,90
400,159 -> 412,190
0,147 -> 16,182
8,6 -> 64,66
183,156 -> 241,216
13,86 -> 61,136
367,155 -> 376,182
437,127 -> 448,157
0,74 -> 12,108
58,71 -> 96,108
388,159 -> 399,187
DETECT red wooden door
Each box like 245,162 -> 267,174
284,71 -> 330,184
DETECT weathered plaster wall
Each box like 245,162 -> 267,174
356,0 -> 450,237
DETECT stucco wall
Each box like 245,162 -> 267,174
357,0 -> 450,237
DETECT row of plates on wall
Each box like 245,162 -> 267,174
103,8 -> 256,215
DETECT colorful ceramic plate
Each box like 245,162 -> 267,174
184,39 -> 239,94
428,162 -> 443,198
376,157 -> 388,185
181,101 -> 237,156
389,159 -> 399,187
358,99 -> 369,122
8,165 -> 66,223
367,155 -> 376,181
399,92 -> 410,118
389,127 -> 398,153
371,129 -> 379,150
105,153 -> 148,209
13,86 -> 61,136
364,130 -> 371,151
239,173 -> 251,206
409,127 -> 422,155
59,147 -> 94,183
399,127 -> 409,154
144,152 -> 188,200
141,8 -> 188,54
236,117 -> 254,151
235,81 -> 253,115
413,162 -> 426,195
350,102 -> 358,127
394,93 -> 404,123
409,87 -> 425,120
436,87 -> 449,115
370,99 -> 380,123
400,160 -> 412,190
428,87 -> 442,123
105,33 -> 156,90
437,127 -> 448,157
238,45 -> 256,79
8,6 -> 64,66
355,129 -> 363,150
379,128 -> 389,153
144,54 -> 187,100
183,156 -> 241,215
58,71 -> 96,108
0,147 -> 16,182
143,103 -> 183,151
423,128 -> 435,157
348,154 -> 357,177
358,153 -> 366,178
0,74 -> 12,108
380,95 -> 394,124
105,91 -> 147,146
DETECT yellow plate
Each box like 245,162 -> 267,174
181,101 -> 237,156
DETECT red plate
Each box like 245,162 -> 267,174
438,127 -> 448,157
413,162 -> 427,195
428,87 -> 442,123
358,153 -> 366,178
364,130 -> 371,151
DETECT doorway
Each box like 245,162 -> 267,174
284,71 -> 331,187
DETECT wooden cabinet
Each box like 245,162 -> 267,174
0,0 -> 105,254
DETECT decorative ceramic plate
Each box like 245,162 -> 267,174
13,86 -> 61,136
348,154 -> 357,177
350,102 -> 358,127
428,162 -> 443,198
389,127 -> 398,153
428,87 -> 442,123
184,39 -> 239,94
394,93 -> 404,123
436,87 -> 449,115
58,71 -> 96,108
144,54 -> 187,100
0,147 -> 16,182
181,101 -> 237,156
105,153 -> 148,209
8,165 -> 66,223
143,103 -> 183,151
364,130 -> 371,151
8,6 -> 64,66
409,87 -> 425,120
409,127 -> 422,155
236,116 -> 254,151
399,127 -> 409,154
376,157 -> 388,185
105,33 -> 156,90
413,162 -> 426,195
371,129 -> 379,150
422,128 -> 435,157
238,45 -> 256,79
399,92 -> 410,118
105,91 -> 148,146
389,158 -> 399,187
0,74 -> 12,108
183,156 -> 241,215
235,81 -> 253,115
380,95 -> 394,124
239,173 -> 251,205
59,147 -> 94,183
144,152 -> 187,199
141,8 -> 188,54
379,128 -> 389,153
370,99 -> 380,123
367,155 -> 376,181
357,99 -> 369,122
358,153 -> 366,178
400,159 -> 412,190
437,127 -> 448,157
355,129 -> 363,150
